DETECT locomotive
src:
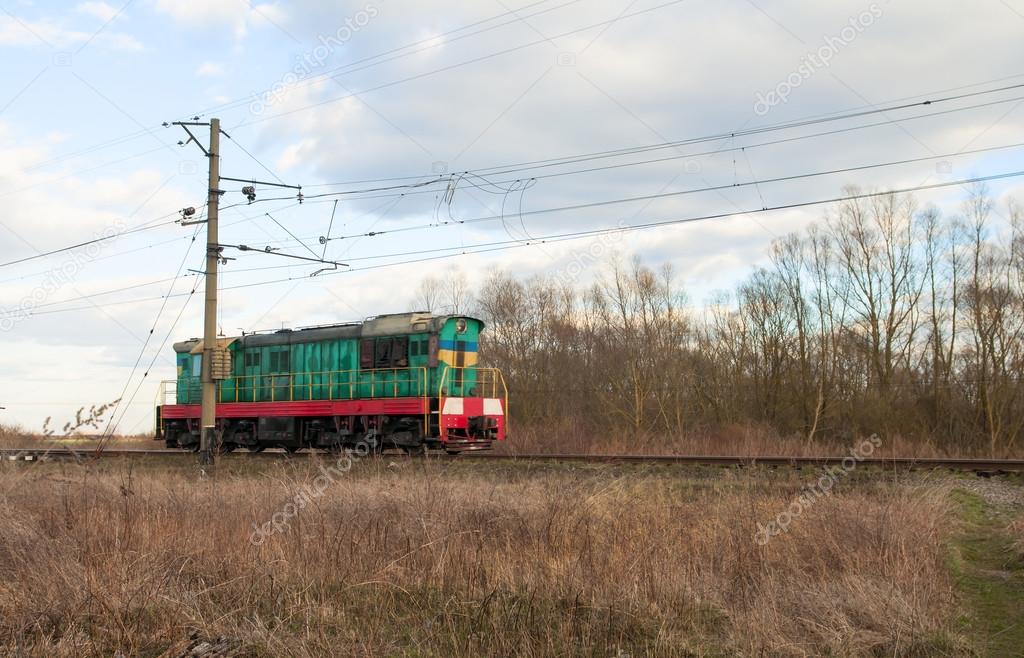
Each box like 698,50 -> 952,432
156,313 -> 507,453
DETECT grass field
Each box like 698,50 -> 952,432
4,456 -> 1019,657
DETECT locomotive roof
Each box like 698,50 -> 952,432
173,312 -> 481,354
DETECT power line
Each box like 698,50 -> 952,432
19,126 -> 160,176
104,274 -> 203,439
255,167 -> 1024,280
223,132 -> 288,186
0,201 -> 299,286
4,82 -> 1019,278
102,225 -> 202,435
0,145 -> 168,200
8,0 -> 579,178
198,0 -> 588,118
5,85 -> 1021,286
235,0 -> 691,128
14,116 -> 1012,286
271,72 -> 1024,188
272,140 -> 1024,246
20,52 -> 1024,189
9,275 -> 190,311
306,85 -> 1024,189
20,168 -> 1024,315
0,210 -> 187,270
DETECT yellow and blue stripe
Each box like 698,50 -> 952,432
438,339 -> 478,367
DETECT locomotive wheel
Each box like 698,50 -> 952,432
218,443 -> 236,454
246,445 -> 265,453
283,445 -> 300,454
402,443 -> 427,456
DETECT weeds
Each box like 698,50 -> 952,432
0,459 -> 965,656
40,398 -> 120,437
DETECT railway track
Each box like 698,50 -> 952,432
2,447 -> 1023,473
464,453 -> 1024,473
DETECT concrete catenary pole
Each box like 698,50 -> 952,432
199,118 -> 221,467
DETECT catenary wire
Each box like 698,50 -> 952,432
19,168 -> 1024,316
101,224 -> 202,435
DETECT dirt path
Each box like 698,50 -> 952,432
949,479 -> 1024,656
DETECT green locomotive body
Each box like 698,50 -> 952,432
158,313 -> 507,453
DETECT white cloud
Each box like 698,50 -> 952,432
277,138 -> 318,171
153,0 -> 288,41
76,1 -> 120,22
195,61 -> 224,77
0,15 -> 141,50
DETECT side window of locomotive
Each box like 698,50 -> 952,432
244,351 -> 261,368
391,337 -> 408,367
374,338 -> 392,368
268,349 -> 290,373
192,354 -> 202,378
359,339 -> 374,369
409,338 -> 420,358
428,335 -> 439,368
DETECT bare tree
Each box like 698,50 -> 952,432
444,267 -> 473,315
412,276 -> 443,312
463,188 -> 1023,453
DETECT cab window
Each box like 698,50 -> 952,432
374,339 -> 391,367
269,349 -> 290,373
360,339 -> 374,369
391,337 -> 408,367
361,337 -> 410,368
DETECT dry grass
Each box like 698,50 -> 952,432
6,419 -> 1020,459
502,421 -> 1021,459
0,457 -> 967,657
0,423 -> 158,451
1010,515 -> 1024,560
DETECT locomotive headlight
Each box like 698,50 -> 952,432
456,318 -> 467,334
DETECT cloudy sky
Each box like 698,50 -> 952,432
1,0 -> 1022,434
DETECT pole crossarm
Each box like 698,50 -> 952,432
220,243 -> 348,268
220,176 -> 302,191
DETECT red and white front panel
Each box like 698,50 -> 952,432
440,397 -> 506,441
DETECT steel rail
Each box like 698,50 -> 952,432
461,453 -> 1024,472
2,447 -> 1023,472
0,447 -> 189,461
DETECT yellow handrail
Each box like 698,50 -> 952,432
169,367 -> 429,404
437,366 -> 509,418
167,366 -> 507,427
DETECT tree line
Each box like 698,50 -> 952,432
413,185 -> 1024,455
